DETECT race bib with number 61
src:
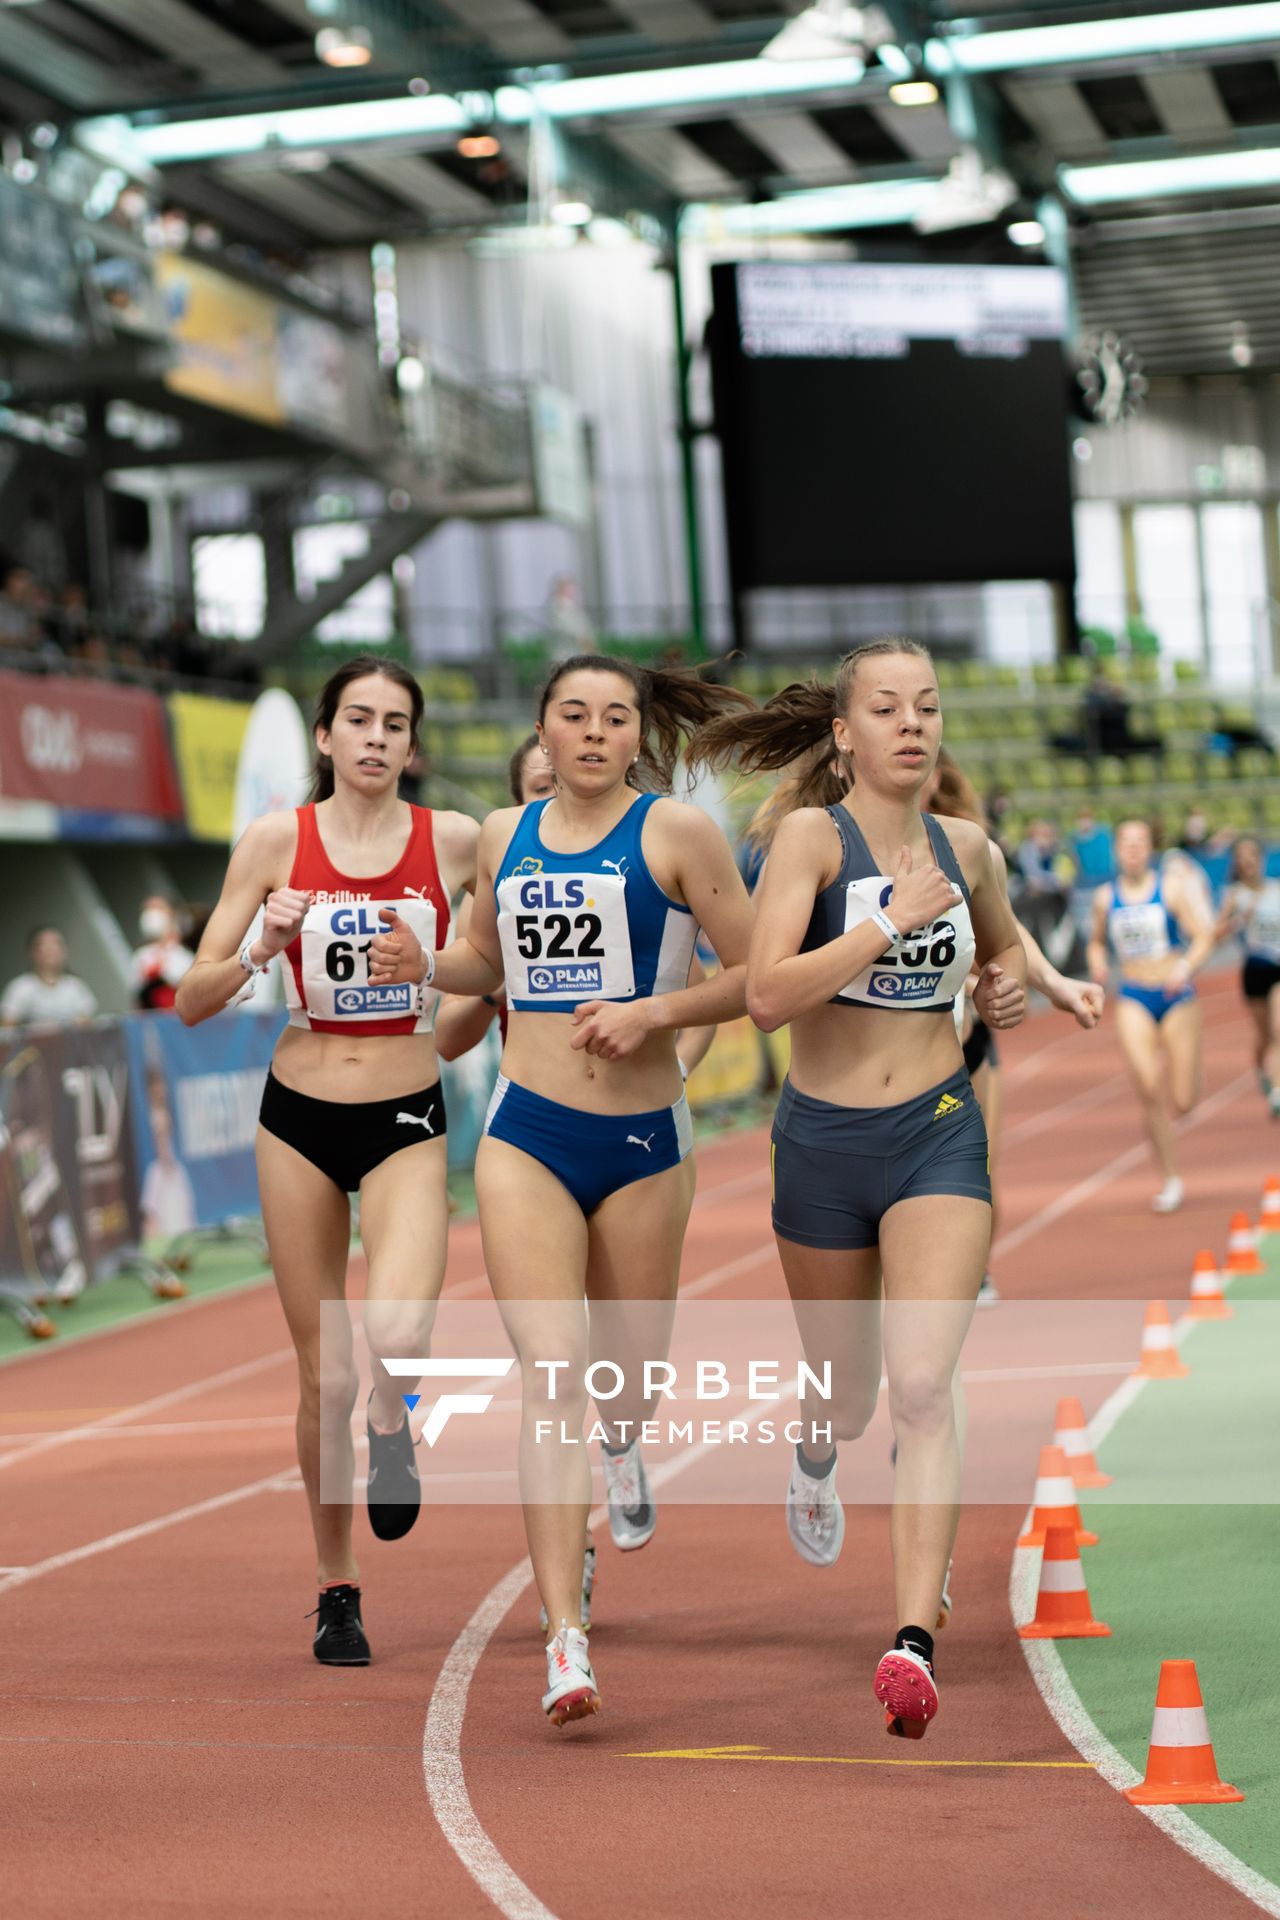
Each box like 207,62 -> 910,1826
497,870 -> 635,1003
298,895 -> 438,1024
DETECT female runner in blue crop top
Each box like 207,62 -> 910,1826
691,638 -> 1026,1745
367,654 -> 754,1728
1087,817 -> 1215,1213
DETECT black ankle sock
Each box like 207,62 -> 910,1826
796,1442 -> 836,1479
896,1624 -> 934,1669
602,1440 -> 631,1457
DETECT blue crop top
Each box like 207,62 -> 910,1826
494,793 -> 698,1011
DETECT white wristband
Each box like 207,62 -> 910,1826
870,909 -> 898,949
422,949 -> 437,987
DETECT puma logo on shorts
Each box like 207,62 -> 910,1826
397,1108 -> 436,1133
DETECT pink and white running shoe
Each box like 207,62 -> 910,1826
874,1646 -> 939,1739
542,1627 -> 601,1728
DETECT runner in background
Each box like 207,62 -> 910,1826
367,654 -> 754,1727
691,639 -> 1026,1740
177,655 -> 478,1668
1088,817 -> 1214,1212
1216,833 -> 1280,1113
929,751 -> 1104,1303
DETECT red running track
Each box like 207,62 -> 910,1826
0,974 -> 1270,1918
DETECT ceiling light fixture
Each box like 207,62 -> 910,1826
888,80 -> 938,107
550,197 -> 592,227
681,177 -> 936,238
1007,218 -> 1046,246
928,2 -> 1280,75
1062,145 -> 1280,203
316,24 -> 373,68
457,132 -> 501,159
912,149 -> 1017,233
763,2 -> 868,62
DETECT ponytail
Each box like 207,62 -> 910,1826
537,653 -> 751,793
689,636 -> 934,848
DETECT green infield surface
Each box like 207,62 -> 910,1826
1055,1246 -> 1280,1885
0,1239 -> 274,1365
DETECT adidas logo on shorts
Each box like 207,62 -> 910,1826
933,1093 -> 965,1120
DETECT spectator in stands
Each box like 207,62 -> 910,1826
1051,665 -> 1164,761
986,785 -> 1013,855
1070,806 -> 1115,937
133,896 -> 196,1011
1207,704 -> 1276,763
1179,807 -> 1210,857
1014,818 -> 1072,951
1,927 -> 97,1026
0,566 -> 39,651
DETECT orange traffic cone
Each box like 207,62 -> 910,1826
1017,1444 -> 1098,1548
1124,1660 -> 1244,1805
1257,1176 -> 1280,1235
1188,1251 -> 1231,1321
1019,1525 -> 1111,1639
1133,1301 -> 1190,1380
1225,1212 -> 1264,1277
1053,1396 -> 1112,1489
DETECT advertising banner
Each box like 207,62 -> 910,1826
168,692 -> 252,842
125,1009 -> 284,1238
0,1022 -> 141,1300
156,253 -> 284,427
0,177 -> 85,351
0,671 -> 183,819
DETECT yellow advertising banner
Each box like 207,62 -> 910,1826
168,693 -> 252,843
156,254 -> 283,427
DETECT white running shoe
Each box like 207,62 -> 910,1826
936,1558 -> 954,1630
542,1626 -> 600,1727
1152,1176 -> 1184,1214
601,1441 -> 656,1551
785,1450 -> 845,1567
976,1274 -> 999,1307
539,1544 -> 597,1636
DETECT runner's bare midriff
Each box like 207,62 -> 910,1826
271,1025 -> 441,1104
788,999 -> 965,1109
500,1011 -> 684,1114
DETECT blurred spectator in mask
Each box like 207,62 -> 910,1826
1014,818 -> 1073,951
545,573 -> 594,662
1070,806 -> 1115,938
134,896 -> 195,1010
1,927 -> 97,1026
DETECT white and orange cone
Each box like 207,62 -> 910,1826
1053,1396 -> 1112,1489
1124,1660 -> 1244,1806
1019,1525 -> 1111,1639
1133,1301 -> 1190,1380
1017,1444 -> 1098,1549
1257,1176 -> 1280,1236
1225,1212 -> 1264,1277
1188,1251 -> 1231,1321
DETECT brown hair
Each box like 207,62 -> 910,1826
692,638 -> 935,842
311,654 -> 424,802
507,730 -> 542,804
537,652 -> 752,792
929,748 -> 986,829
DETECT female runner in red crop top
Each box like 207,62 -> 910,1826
177,655 -> 478,1666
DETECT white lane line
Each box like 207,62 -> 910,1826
0,1347 -> 297,1475
679,1244 -> 775,1299
421,1389 -> 785,1920
0,1415 -> 300,1445
993,1069 -> 1253,1262
0,1472 -> 297,1597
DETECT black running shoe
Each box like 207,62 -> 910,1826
310,1584 -> 370,1666
367,1394 -> 421,1541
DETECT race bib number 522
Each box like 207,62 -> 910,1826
497,870 -> 635,1001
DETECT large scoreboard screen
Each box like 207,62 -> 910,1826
708,260 -> 1075,593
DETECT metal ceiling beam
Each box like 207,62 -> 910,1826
70,0 -> 284,87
